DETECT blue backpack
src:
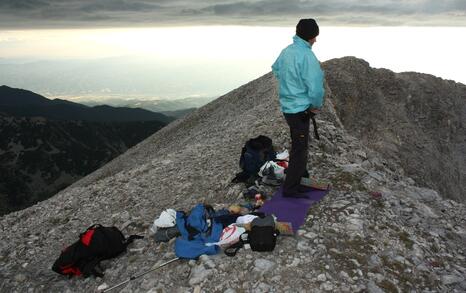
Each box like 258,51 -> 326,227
239,135 -> 276,177
174,204 -> 223,259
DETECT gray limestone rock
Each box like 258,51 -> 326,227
188,265 -> 213,286
367,280 -> 384,293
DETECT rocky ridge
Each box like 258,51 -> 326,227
0,57 -> 465,292
323,58 -> 466,203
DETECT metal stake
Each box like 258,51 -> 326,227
102,257 -> 180,292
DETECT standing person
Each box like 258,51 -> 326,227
271,18 -> 325,197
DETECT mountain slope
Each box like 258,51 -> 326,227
0,59 -> 465,292
0,114 -> 167,215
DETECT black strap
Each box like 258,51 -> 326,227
124,235 -> 144,246
224,233 -> 249,257
311,115 -> 320,140
224,240 -> 244,257
91,262 -> 104,278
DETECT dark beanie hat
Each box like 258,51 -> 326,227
296,18 -> 319,41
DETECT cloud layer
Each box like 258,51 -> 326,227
0,0 -> 465,28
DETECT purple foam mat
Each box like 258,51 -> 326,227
259,186 -> 328,233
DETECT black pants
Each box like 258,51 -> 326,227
283,110 -> 311,196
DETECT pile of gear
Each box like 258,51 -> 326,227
52,135 -> 298,291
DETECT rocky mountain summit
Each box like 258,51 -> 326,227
323,58 -> 466,203
1,57 -> 465,292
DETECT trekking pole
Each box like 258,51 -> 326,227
102,257 -> 180,292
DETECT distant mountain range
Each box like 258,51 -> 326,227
75,95 -> 215,118
0,85 -> 173,123
0,86 -> 173,215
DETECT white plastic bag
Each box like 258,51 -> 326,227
236,214 -> 258,225
276,149 -> 289,161
205,224 -> 246,248
258,161 -> 285,179
150,209 -> 177,234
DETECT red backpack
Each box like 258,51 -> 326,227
52,224 -> 143,278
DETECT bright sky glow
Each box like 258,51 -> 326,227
0,26 -> 465,98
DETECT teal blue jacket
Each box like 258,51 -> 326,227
272,35 -> 325,114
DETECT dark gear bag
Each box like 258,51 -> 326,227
52,224 -> 143,278
224,215 -> 279,256
248,215 -> 278,252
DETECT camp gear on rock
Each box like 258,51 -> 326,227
102,257 -> 180,293
52,225 -> 143,278
224,215 -> 279,256
260,174 -> 283,186
205,224 -> 246,248
174,204 -> 223,259
152,226 -> 180,243
248,216 -> 279,252
254,194 -> 266,208
259,161 -> 285,179
232,135 -> 276,184
236,214 -> 258,225
259,186 -> 328,233
276,160 -> 288,169
150,209 -> 177,234
210,208 -> 240,227
241,221 -> 294,236
282,111 -> 311,196
276,149 -> 289,161
224,233 -> 250,257
275,222 -> 294,235
228,204 -> 247,215
242,187 -> 267,201
272,35 -> 325,114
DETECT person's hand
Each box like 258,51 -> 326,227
310,108 -> 320,114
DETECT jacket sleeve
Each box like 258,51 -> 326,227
271,54 -> 281,79
301,52 -> 325,109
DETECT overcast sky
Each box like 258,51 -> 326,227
1,0 -> 465,28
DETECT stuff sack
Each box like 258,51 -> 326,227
52,224 -> 143,278
248,215 -> 279,252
